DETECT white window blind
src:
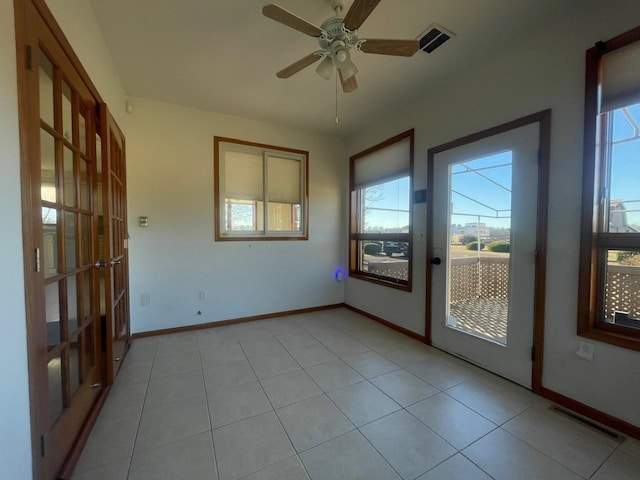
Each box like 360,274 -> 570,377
601,39 -> 640,112
224,150 -> 263,201
353,137 -> 411,190
268,156 -> 301,204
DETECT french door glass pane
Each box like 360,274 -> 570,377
82,271 -> 92,323
39,52 -> 54,127
81,214 -> 91,266
65,212 -> 77,271
48,355 -> 64,426
447,152 -> 512,345
84,323 -> 96,369
69,332 -> 81,397
79,106 -> 87,154
80,159 -> 91,210
61,81 -> 73,141
41,129 -> 56,202
45,282 -> 61,350
67,275 -> 79,333
63,147 -> 75,207
42,215 -> 59,278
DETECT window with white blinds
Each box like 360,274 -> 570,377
215,137 -> 308,240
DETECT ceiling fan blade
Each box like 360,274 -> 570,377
263,4 -> 323,37
339,69 -> 358,93
360,39 -> 420,57
276,53 -> 321,78
343,0 -> 382,30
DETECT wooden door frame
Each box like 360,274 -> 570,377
425,110 -> 551,393
14,0 -> 110,478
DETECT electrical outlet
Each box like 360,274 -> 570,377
141,294 -> 150,307
576,341 -> 595,361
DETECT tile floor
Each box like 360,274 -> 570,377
71,308 -> 640,480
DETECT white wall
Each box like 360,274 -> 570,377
0,0 -> 34,477
345,1 -> 640,427
126,98 -> 347,333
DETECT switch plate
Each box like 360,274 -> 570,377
141,293 -> 151,307
139,216 -> 149,228
199,290 -> 207,300
576,341 -> 594,361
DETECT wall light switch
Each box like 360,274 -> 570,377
139,216 -> 149,228
141,293 -> 151,307
576,341 -> 594,361
199,290 -> 207,300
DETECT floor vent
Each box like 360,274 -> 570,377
549,405 -> 624,442
417,24 -> 454,54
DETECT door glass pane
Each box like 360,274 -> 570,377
65,212 -> 77,271
67,275 -> 79,334
447,152 -> 512,345
81,214 -> 91,266
84,323 -> 96,369
42,211 -> 59,278
62,81 -> 72,141
82,270 -> 92,322
45,282 -> 61,350
604,249 -> 640,330
41,130 -> 57,202
69,332 -> 81,397
80,159 -> 91,210
39,52 -> 54,126
63,147 -> 75,207
48,355 -> 64,426
79,106 -> 87,154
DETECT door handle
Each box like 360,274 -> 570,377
431,257 -> 442,265
110,259 -> 122,266
94,260 -> 106,268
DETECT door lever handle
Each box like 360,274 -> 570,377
110,259 -> 122,266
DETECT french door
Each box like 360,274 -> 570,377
100,106 -> 130,383
428,116 -> 549,389
15,1 -> 130,478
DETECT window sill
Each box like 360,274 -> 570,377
349,271 -> 412,292
215,234 -> 308,242
578,322 -> 640,352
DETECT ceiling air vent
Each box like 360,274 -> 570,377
417,24 -> 454,54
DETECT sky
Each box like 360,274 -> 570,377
363,103 -> 639,233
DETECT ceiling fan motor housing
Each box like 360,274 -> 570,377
319,16 -> 359,58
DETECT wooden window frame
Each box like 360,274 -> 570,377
349,129 -> 414,291
578,25 -> 640,351
214,136 -> 309,241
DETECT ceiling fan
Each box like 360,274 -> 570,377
263,0 -> 420,93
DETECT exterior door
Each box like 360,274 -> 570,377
100,106 -> 130,383
16,1 -> 102,477
429,122 -> 540,388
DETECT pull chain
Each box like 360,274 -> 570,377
335,72 -> 340,124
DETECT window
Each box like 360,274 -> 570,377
214,137 -> 308,240
578,26 -> 640,350
349,130 -> 414,290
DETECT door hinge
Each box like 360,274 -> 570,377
40,434 -> 46,458
34,248 -> 41,273
26,45 -> 32,70
531,346 -> 536,362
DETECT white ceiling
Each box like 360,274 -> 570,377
88,0 -> 583,137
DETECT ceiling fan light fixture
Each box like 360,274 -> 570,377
316,56 -> 334,80
339,57 -> 358,81
335,48 -> 349,63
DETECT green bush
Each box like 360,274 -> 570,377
486,241 -> 510,253
460,235 -> 477,245
465,241 -> 485,251
617,251 -> 639,263
363,242 -> 382,255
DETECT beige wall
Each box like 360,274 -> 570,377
345,1 -> 640,427
125,97 -> 347,333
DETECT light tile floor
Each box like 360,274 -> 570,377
72,308 -> 640,480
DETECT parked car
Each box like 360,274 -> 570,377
383,241 -> 409,257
